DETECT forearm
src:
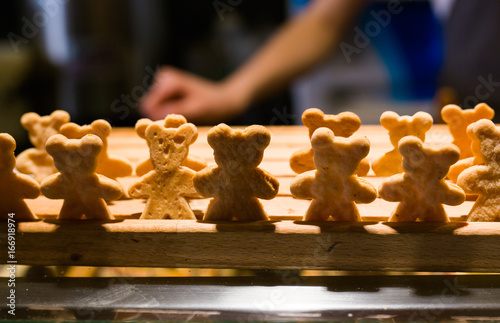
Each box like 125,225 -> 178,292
222,0 -> 367,107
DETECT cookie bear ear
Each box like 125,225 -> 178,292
0,133 -> 16,153
468,119 -> 498,142
474,103 -> 495,119
174,123 -> 198,146
164,114 -> 187,128
346,136 -> 370,159
244,125 -> 271,151
412,111 -> 433,131
336,112 -> 361,134
59,122 -> 80,138
207,123 -> 233,148
45,134 -> 69,157
91,120 -> 112,138
79,134 -> 103,158
380,111 -> 400,130
435,145 -> 460,168
50,110 -> 71,129
135,118 -> 153,139
311,127 -> 335,149
20,112 -> 41,131
398,136 -> 423,159
144,123 -> 165,141
441,104 -> 463,124
302,108 -> 325,128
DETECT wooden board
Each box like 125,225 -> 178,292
2,124 -> 499,272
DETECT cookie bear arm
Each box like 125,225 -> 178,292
290,171 -> 315,199
378,174 -> 406,202
41,173 -> 66,199
96,174 -> 123,200
16,174 -> 41,199
251,168 -> 280,199
128,172 -> 154,199
193,166 -> 220,198
179,167 -> 200,198
456,166 -> 490,195
441,182 -> 466,206
350,177 -> 377,203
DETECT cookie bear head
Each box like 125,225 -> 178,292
21,110 -> 70,150
441,103 -> 494,131
145,122 -> 198,173
380,111 -> 433,148
60,119 -> 111,142
0,133 -> 17,173
208,124 -> 271,170
135,114 -> 187,140
399,136 -> 460,181
467,119 -> 500,164
45,134 -> 103,177
311,127 -> 370,176
302,108 -> 361,138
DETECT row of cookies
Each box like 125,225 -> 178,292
3,103 -> 497,222
291,103 -> 494,178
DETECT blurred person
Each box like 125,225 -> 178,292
140,0 -> 500,124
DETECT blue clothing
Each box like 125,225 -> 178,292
288,0 -> 445,101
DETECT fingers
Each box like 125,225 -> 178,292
140,67 -> 187,119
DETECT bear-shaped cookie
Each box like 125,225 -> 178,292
289,108 -> 370,176
0,133 -> 40,220
134,115 -> 207,176
41,134 -> 123,220
193,124 -> 280,221
457,120 -> 500,221
290,127 -> 377,221
60,120 -> 133,180
16,110 -> 70,182
128,123 -> 200,219
372,111 -> 433,176
441,103 -> 494,159
379,136 -> 465,222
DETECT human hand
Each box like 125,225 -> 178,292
140,67 -> 248,124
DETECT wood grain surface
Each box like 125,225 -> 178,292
2,124 -> 499,272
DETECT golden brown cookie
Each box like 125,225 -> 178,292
379,136 -> 465,222
41,134 -> 123,220
290,127 -> 376,221
441,103 -> 494,159
372,111 -> 433,176
134,115 -> 207,176
129,123 -> 199,219
16,110 -> 70,182
290,108 -> 369,176
194,124 -> 279,221
457,120 -> 500,221
0,133 -> 40,220
60,120 -> 133,180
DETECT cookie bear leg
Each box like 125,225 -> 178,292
170,198 -> 197,220
235,197 -> 268,221
388,202 -> 419,222
203,198 -> 234,221
83,198 -> 114,220
0,202 -> 37,220
421,204 -> 449,222
304,199 -> 332,221
331,202 -> 361,222
59,200 -> 85,220
141,199 -> 167,219
467,196 -> 500,222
